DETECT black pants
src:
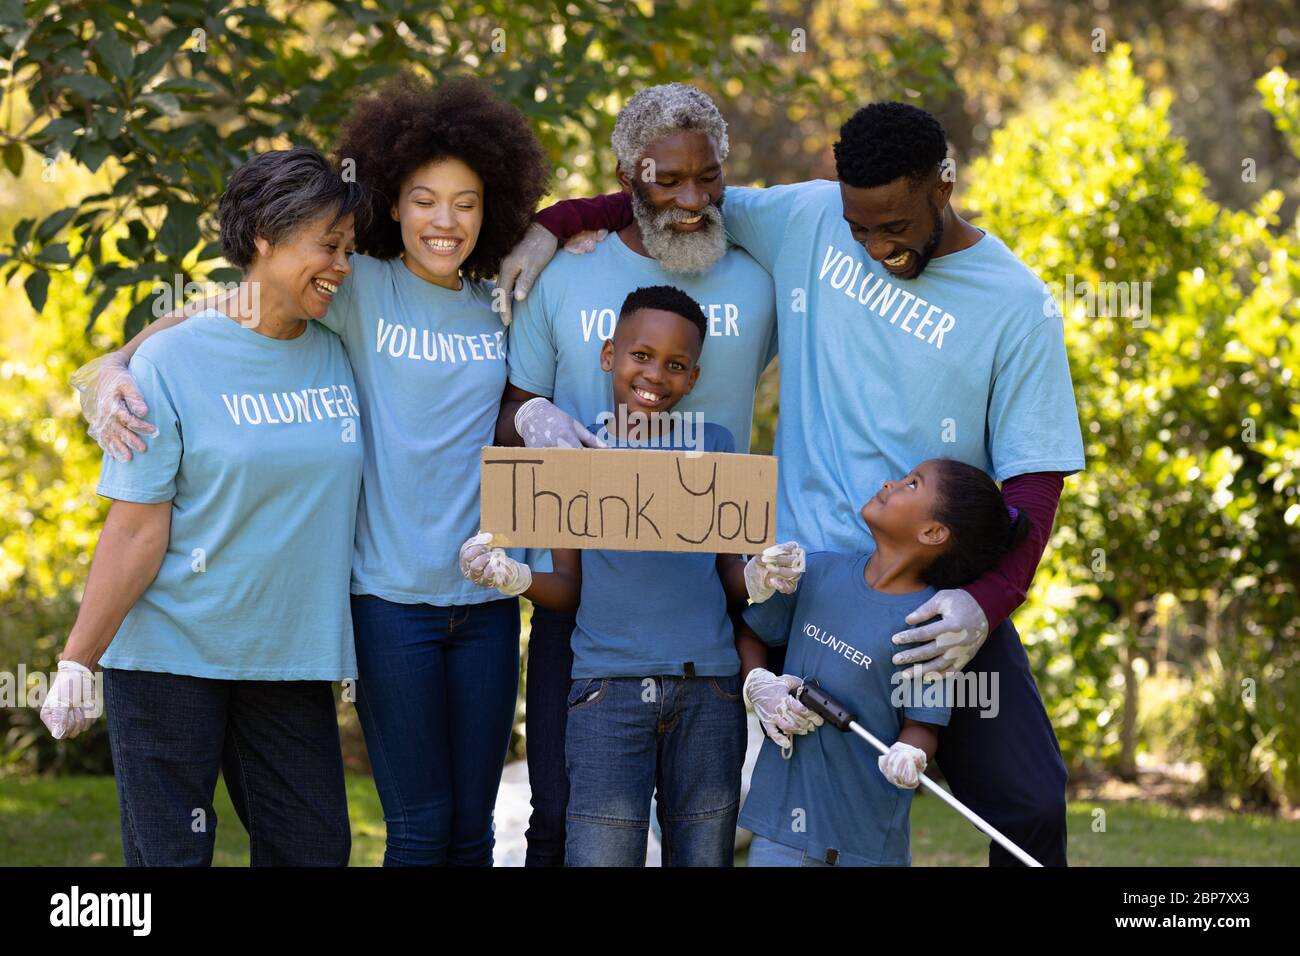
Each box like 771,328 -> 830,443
523,605 -> 577,867
934,618 -> 1069,866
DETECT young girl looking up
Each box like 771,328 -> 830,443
739,457 -> 1032,867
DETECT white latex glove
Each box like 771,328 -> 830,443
459,531 -> 494,580
458,532 -> 532,597
890,588 -> 990,676
878,740 -> 927,789
563,229 -> 608,254
515,397 -> 608,448
743,541 -> 806,603
496,222 -> 558,326
71,352 -> 157,462
743,668 -> 824,752
40,660 -> 100,740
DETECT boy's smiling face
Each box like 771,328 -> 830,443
600,306 -> 703,417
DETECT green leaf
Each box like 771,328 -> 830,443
52,46 -> 86,71
122,294 -> 155,340
36,243 -> 71,265
95,109 -> 125,140
137,92 -> 180,116
132,29 -> 189,84
13,217 -> 34,247
156,202 -> 201,259
76,138 -> 113,172
229,6 -> 281,27
152,78 -> 217,95
2,141 -> 22,176
95,30 -> 134,79
0,0 -> 25,29
87,284 -> 121,329
35,207 -> 78,242
24,270 -> 50,313
34,117 -> 82,142
54,74 -> 116,102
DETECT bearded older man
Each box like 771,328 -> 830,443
493,83 -> 779,866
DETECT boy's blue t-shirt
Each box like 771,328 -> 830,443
97,311 -> 363,681
739,551 -> 950,866
570,421 -> 739,679
722,181 -> 1086,553
507,231 -> 778,453
319,253 -> 518,605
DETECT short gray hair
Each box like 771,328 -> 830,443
218,147 -> 371,270
611,83 -> 729,175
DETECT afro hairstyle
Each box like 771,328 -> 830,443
333,73 -> 551,279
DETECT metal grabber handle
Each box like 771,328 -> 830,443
795,680 -> 1044,868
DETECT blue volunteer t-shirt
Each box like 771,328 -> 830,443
722,180 -> 1086,552
320,253 -> 518,605
97,310 -> 363,680
740,551 -> 949,866
570,421 -> 740,679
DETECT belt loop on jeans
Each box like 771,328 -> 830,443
683,662 -> 696,678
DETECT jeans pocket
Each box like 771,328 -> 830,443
707,675 -> 742,701
566,678 -> 608,711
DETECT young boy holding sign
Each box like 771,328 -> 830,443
460,284 -> 801,866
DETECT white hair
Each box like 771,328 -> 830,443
611,83 -> 729,174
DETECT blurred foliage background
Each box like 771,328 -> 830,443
1,0 -> 1297,813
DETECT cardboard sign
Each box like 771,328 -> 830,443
479,446 -> 777,553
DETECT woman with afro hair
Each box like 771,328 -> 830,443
324,73 -> 550,867
80,73 -> 552,866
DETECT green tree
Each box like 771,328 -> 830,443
965,47 -> 1299,804
0,0 -> 798,340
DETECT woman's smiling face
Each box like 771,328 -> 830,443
252,209 -> 355,324
391,156 -> 484,289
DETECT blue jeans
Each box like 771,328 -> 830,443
103,668 -> 350,867
523,605 -> 575,867
565,674 -> 746,867
351,594 -> 520,866
747,834 -> 834,867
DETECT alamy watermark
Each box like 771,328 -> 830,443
1044,274 -> 1152,327
151,274 -> 260,327
890,665 -> 1000,719
594,405 -> 706,454
0,665 -> 104,717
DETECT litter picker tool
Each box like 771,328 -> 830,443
795,679 -> 1044,868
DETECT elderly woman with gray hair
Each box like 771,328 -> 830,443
41,147 -> 367,866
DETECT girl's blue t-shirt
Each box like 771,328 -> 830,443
570,422 -> 739,679
319,254 -> 517,605
740,551 -> 950,866
97,311 -> 363,680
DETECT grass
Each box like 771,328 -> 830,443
1,773 -> 1296,866
0,773 -> 389,867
